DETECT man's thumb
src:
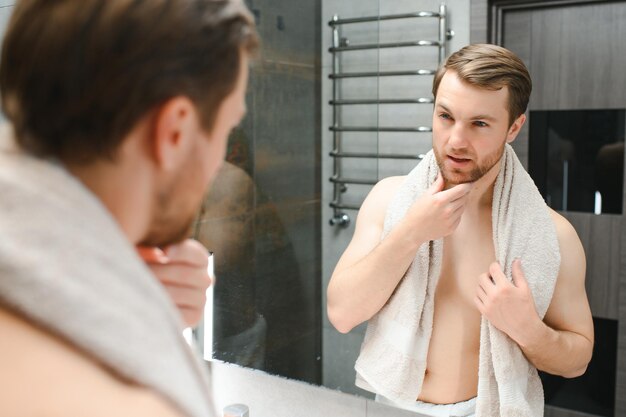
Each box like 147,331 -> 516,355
137,246 -> 169,264
512,258 -> 528,288
429,172 -> 444,194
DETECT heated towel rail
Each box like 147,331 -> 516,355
328,4 -> 452,227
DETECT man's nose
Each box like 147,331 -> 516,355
448,124 -> 469,149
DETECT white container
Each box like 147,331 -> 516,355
223,403 -> 249,417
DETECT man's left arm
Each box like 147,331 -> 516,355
475,211 -> 594,378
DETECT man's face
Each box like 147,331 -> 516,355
144,54 -> 249,247
432,70 -> 521,187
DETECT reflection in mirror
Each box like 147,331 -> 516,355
529,109 -> 625,214
189,1 -> 624,416
194,129 -> 320,383
190,0 -> 469,411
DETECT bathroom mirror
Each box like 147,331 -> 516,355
190,0 -> 471,405
189,0 -> 626,414
192,1 -> 626,415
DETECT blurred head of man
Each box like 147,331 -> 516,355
0,0 -> 259,246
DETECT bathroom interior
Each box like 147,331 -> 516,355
2,0 -> 626,416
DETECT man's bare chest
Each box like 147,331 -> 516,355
437,219 -> 495,304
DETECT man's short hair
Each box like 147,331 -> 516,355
0,0 -> 259,163
432,43 -> 532,126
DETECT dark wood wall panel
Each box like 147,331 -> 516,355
545,405 -> 604,417
618,228 -> 626,415
469,0 -> 488,43
617,104 -> 626,417
528,3 -> 626,110
482,1 -> 626,415
562,212 -> 621,320
501,10 -> 532,168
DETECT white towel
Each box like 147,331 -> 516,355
0,125 -> 215,417
355,144 -> 560,417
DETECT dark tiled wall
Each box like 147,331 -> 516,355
194,0 -> 322,384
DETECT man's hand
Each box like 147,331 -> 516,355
138,239 -> 213,328
404,173 -> 473,243
474,259 -> 542,345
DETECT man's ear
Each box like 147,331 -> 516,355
151,96 -> 196,171
506,113 -> 526,143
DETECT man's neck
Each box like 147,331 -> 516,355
64,157 -> 152,246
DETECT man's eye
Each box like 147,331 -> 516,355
439,113 -> 451,120
474,121 -> 488,127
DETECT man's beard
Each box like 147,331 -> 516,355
140,217 -> 194,248
139,188 -> 198,248
434,142 -> 505,186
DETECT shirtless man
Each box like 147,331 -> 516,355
0,1 -> 257,416
327,44 -> 594,415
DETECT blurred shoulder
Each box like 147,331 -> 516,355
0,307 -> 185,417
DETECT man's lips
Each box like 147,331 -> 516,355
447,155 -> 472,163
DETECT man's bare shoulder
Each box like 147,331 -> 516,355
363,175 -> 406,211
357,175 -> 407,225
547,209 -> 581,245
547,208 -> 586,273
373,175 -> 406,196
0,307 -> 185,417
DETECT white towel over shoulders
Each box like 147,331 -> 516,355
355,144 -> 560,417
0,124 -> 215,417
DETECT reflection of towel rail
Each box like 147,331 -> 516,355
330,126 -> 432,133
329,70 -> 435,79
328,4 -> 449,228
329,40 -> 440,53
330,202 -> 361,211
329,11 -> 440,26
330,151 -> 425,160
330,177 -> 377,186
330,98 -> 433,105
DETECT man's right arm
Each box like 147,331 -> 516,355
327,174 -> 472,333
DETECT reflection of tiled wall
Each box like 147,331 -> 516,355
321,0 -> 470,397
0,2 -> 13,35
195,0 -> 322,384
0,1 -> 15,122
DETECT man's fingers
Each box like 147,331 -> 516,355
179,307 -> 204,328
450,195 -> 471,212
488,262 -> 508,285
435,182 -> 473,202
478,273 -> 495,295
152,264 -> 212,288
428,172 -> 445,194
165,285 -> 207,308
511,258 -> 528,288
163,239 -> 209,267
137,246 -> 169,263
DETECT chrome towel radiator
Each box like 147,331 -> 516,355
328,4 -> 451,227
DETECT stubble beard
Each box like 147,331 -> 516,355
434,142 -> 505,187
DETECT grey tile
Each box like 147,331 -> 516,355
248,0 -> 320,67
0,5 -> 13,39
322,326 -> 369,397
252,63 -> 321,203
265,331 -> 321,384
